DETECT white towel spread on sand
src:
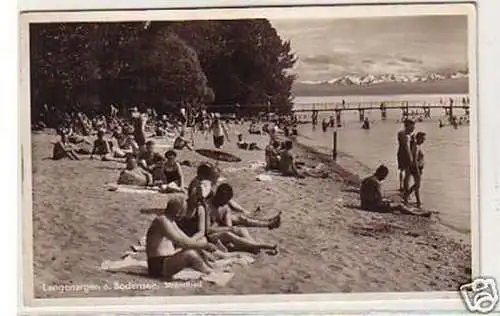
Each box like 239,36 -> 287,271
106,183 -> 160,194
224,161 -> 266,173
100,253 -> 255,287
256,174 -> 272,182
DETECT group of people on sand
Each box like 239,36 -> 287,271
359,119 -> 428,214
145,162 -> 282,279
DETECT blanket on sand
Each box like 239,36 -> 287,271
100,253 -> 255,287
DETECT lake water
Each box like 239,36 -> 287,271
293,94 -> 471,233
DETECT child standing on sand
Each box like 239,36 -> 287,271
404,132 -> 426,208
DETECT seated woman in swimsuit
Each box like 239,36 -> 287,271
265,140 -> 281,170
173,130 -> 193,151
89,130 -> 116,161
138,140 -> 165,182
117,155 -> 153,186
145,196 -> 217,279
203,183 -> 278,255
52,131 -> 80,160
159,149 -> 185,193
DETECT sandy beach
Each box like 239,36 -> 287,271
30,124 -> 471,299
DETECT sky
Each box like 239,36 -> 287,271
270,15 -> 468,82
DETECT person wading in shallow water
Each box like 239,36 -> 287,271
397,119 -> 415,194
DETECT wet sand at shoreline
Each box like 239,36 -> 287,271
30,126 -> 471,298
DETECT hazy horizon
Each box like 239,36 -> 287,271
271,15 -> 468,83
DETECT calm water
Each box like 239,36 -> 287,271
293,95 -> 471,233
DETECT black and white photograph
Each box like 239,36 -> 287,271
21,4 -> 476,303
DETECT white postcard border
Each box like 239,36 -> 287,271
18,1 -> 488,313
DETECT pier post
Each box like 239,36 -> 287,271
449,98 -> 454,122
332,130 -> 338,161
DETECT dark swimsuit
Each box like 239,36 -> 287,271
164,165 -> 181,185
147,256 -> 168,278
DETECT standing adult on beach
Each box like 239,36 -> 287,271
397,119 -> 416,194
209,116 -> 230,149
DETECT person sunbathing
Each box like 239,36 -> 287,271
145,197 -> 217,279
53,132 -> 80,160
112,126 -> 139,156
173,130 -> 193,151
360,165 -> 417,214
279,140 -> 304,178
90,130 -> 112,160
117,155 -> 153,186
186,164 -> 281,231
204,183 -> 278,254
158,150 -> 185,193
138,140 -> 165,182
236,134 -> 259,151
265,140 -> 281,170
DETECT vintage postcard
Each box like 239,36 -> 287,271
19,2 -> 482,313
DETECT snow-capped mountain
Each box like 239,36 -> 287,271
298,71 -> 468,86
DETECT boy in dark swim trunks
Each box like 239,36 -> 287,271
397,119 -> 415,193
404,132 -> 426,208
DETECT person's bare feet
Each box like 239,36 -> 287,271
268,212 -> 282,230
265,245 -> 279,256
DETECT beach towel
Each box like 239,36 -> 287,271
256,174 -> 273,182
223,161 -> 266,173
106,183 -> 160,194
100,253 -> 254,287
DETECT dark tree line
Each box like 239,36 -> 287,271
30,19 -> 296,125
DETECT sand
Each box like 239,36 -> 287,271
29,126 -> 471,298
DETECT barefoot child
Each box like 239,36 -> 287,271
404,132 -> 426,208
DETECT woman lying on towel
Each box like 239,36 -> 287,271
185,163 -> 281,230
145,196 -> 217,279
203,183 -> 279,255
117,155 -> 153,186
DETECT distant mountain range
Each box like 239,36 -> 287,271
297,70 -> 469,87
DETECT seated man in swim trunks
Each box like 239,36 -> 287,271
111,126 -> 139,157
138,140 -> 165,182
279,140 -> 305,178
146,197 -> 217,279
173,130 -> 193,151
360,165 -> 416,214
186,163 -> 281,230
53,131 -> 80,160
90,130 -> 113,161
265,139 -> 281,170
203,183 -> 278,254
117,155 -> 153,186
